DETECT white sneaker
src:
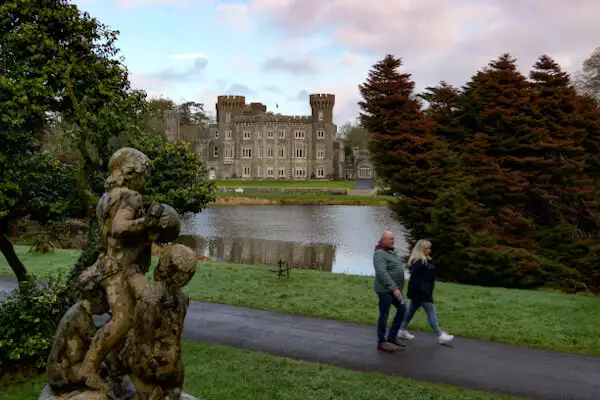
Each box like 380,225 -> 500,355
438,331 -> 454,344
397,330 -> 415,340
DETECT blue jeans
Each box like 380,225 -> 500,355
400,300 -> 442,335
377,292 -> 406,344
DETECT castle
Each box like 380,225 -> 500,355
165,94 -> 346,180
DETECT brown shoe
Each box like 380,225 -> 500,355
387,338 -> 407,348
377,342 -> 394,353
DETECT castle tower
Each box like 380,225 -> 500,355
164,109 -> 181,141
309,94 -> 335,123
216,95 -> 246,124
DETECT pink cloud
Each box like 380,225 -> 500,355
247,0 -> 600,86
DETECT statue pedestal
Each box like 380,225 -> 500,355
38,384 -> 199,400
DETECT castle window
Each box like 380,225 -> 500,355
225,129 -> 232,139
295,130 -> 305,139
278,147 -> 285,158
267,131 -> 274,138
226,112 -> 231,123
259,148 -> 264,158
213,146 -> 218,157
317,168 -> 325,177
278,168 -> 285,177
267,147 -> 274,158
243,166 -> 251,177
242,148 -> 252,158
317,148 -> 325,159
317,130 -> 325,139
318,110 -> 323,121
243,131 -> 251,139
266,167 -> 274,176
294,167 -> 306,177
214,131 -> 219,139
279,130 -> 285,138
295,148 -> 306,158
258,131 -> 263,139
224,145 -> 233,158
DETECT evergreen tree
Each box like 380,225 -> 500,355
419,81 -> 465,148
529,55 -> 600,292
358,55 -> 461,241
455,54 -> 545,248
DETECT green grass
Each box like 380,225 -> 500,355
2,247 -> 600,356
214,179 -> 356,188
216,192 -> 389,205
0,341 -> 519,400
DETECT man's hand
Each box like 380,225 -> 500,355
393,289 -> 401,298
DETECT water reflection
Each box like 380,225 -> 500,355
177,236 -> 336,271
179,205 -> 407,276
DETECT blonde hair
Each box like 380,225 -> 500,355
408,239 -> 432,264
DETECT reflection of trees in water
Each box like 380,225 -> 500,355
177,235 -> 336,272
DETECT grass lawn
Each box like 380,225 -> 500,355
2,247 -> 600,356
214,179 -> 356,188
215,193 -> 389,206
0,341 -> 519,400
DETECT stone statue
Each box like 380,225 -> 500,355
39,147 -> 199,400
108,243 -> 197,400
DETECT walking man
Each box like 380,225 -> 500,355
373,231 -> 407,352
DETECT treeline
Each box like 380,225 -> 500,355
360,52 -> 600,293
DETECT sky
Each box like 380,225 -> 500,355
73,0 -> 600,125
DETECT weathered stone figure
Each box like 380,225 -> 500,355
77,147 -> 159,392
39,147 -> 198,400
46,279 -> 109,393
110,243 -> 197,400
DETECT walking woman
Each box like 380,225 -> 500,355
397,239 -> 454,344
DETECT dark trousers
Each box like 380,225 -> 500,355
377,291 -> 406,344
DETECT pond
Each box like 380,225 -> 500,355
178,205 -> 408,276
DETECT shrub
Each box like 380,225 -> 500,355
0,271 -> 72,379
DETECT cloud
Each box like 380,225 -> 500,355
152,57 -> 208,82
289,89 -> 309,102
262,85 -> 284,94
261,57 -> 318,75
248,0 -> 600,91
216,3 -> 253,32
169,53 -> 207,60
224,84 -> 254,96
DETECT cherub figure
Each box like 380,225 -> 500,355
46,281 -> 109,394
77,147 -> 161,391
110,243 -> 197,400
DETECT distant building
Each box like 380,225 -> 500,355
165,94 -> 345,180
345,146 -> 375,180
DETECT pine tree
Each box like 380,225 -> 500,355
529,55 -> 600,292
455,53 -> 546,248
528,55 -> 598,233
358,55 -> 461,241
419,81 -> 465,148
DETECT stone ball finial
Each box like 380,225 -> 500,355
147,203 -> 181,244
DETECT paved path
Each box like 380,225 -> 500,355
2,277 -> 599,400
353,179 -> 374,189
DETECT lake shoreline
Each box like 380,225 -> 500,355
212,195 -> 389,206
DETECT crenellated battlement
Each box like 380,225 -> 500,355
217,95 -> 246,108
309,93 -> 335,109
234,114 -> 312,124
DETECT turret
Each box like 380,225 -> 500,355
216,95 -> 246,123
309,93 -> 335,123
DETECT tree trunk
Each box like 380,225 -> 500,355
0,229 -> 29,282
